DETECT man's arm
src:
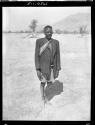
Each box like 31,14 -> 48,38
35,39 -> 40,71
55,41 -> 61,78
56,41 -> 61,71
35,39 -> 42,80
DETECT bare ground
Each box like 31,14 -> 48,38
3,33 -> 91,120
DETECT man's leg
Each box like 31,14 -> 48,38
40,82 -> 46,101
47,68 -> 54,87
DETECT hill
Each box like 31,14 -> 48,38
53,13 -> 91,33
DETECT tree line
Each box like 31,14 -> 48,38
3,19 -> 90,35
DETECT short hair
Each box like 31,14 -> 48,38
44,25 -> 53,32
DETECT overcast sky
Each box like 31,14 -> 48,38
3,7 -> 91,31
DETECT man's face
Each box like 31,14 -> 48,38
44,27 -> 53,40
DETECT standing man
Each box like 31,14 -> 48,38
35,25 -> 61,103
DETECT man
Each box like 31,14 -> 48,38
35,25 -> 61,103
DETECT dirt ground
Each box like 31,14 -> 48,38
3,33 -> 91,120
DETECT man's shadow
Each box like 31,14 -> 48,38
45,80 -> 63,101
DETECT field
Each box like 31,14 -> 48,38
3,33 -> 91,120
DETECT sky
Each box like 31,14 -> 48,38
3,7 -> 91,31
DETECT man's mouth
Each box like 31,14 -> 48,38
48,34 -> 52,37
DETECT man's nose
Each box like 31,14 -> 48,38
48,32 -> 51,35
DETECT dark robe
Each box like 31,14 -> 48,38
35,37 -> 61,80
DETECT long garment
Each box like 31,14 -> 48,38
35,37 -> 61,81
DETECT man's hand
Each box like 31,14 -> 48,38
37,70 -> 42,80
55,70 -> 59,78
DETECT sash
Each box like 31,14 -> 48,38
39,40 -> 51,56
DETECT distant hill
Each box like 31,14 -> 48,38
5,13 -> 90,34
36,13 -> 91,34
53,13 -> 91,33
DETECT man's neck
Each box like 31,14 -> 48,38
45,37 -> 52,41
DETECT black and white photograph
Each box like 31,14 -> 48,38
3,7 -> 91,121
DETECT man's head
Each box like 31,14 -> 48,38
43,25 -> 53,40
